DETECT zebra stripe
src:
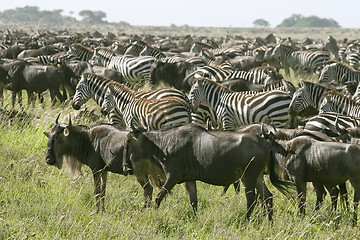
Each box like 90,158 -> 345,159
304,112 -> 360,137
101,82 -> 192,130
271,44 -> 329,74
91,47 -> 157,82
68,43 -> 94,62
319,91 -> 360,117
289,80 -> 335,115
318,62 -> 360,84
188,77 -> 293,130
72,72 -> 190,125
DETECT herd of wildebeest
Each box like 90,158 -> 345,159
4,28 -> 360,224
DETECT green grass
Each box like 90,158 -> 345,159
1,90 -> 360,239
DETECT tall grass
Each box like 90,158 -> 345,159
0,79 -> 359,239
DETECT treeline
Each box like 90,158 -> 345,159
0,6 -> 130,26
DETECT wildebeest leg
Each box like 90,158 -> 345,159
26,91 -> 36,107
155,179 -> 177,210
325,184 -> 339,211
312,182 -> 326,210
295,180 -> 307,215
185,181 -> 198,214
339,183 -> 349,210
221,181 -> 240,196
136,176 -> 153,208
93,170 -> 108,212
255,175 -> 273,221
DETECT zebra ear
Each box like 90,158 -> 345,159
299,79 -> 304,87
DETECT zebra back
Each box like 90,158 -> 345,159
104,83 -> 191,130
68,43 -> 94,62
319,91 -> 360,117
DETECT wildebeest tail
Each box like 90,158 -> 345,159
269,150 -> 295,199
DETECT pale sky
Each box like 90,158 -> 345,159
1,0 -> 359,28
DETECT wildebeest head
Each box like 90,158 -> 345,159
44,114 -> 82,175
122,119 -> 167,175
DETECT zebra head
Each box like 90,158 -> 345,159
288,80 -> 310,116
72,74 -> 91,110
318,64 -> 333,83
188,78 -> 207,110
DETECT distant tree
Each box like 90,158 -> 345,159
253,19 -> 270,28
277,14 -> 303,27
79,10 -> 107,24
278,14 -> 340,28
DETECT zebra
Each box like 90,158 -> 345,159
91,47 -> 157,82
184,65 -> 231,83
319,91 -> 360,117
224,66 -> 278,85
304,112 -> 360,137
67,43 -> 94,62
139,45 -> 166,60
188,77 -> 293,130
101,82 -> 192,130
124,40 -> 147,56
346,52 -> 360,69
271,44 -> 330,75
319,62 -> 360,84
288,80 -> 335,116
72,72 -> 190,125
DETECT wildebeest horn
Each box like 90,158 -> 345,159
55,113 -> 61,124
68,113 -> 72,126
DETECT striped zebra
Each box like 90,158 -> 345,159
224,66 -> 278,85
289,80 -> 335,116
185,65 -> 231,83
101,82 -> 192,130
139,45 -> 166,60
91,47 -> 157,82
319,91 -> 360,117
304,112 -> 360,137
346,52 -> 360,69
319,62 -> 360,84
67,43 -> 94,62
271,44 -> 330,74
72,72 -> 190,125
124,40 -> 147,56
188,77 -> 293,130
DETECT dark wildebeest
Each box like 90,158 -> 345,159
6,62 -> 67,107
44,114 -> 164,212
0,65 -> 9,105
264,132 -> 360,224
17,45 -> 58,59
123,123 -> 293,220
149,61 -> 196,91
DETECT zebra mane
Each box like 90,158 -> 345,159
82,72 -> 113,84
71,43 -> 94,53
330,61 -> 360,72
108,81 -> 135,96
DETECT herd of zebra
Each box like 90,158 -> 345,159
5,29 -> 360,220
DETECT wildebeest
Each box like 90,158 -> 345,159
6,61 -> 67,107
265,133 -> 360,224
44,114 -> 164,212
123,123 -> 293,220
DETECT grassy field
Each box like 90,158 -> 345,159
1,91 -> 360,239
